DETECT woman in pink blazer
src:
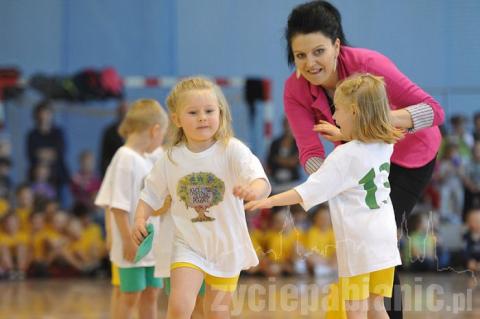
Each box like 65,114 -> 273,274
283,1 -> 445,318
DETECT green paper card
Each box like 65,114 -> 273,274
134,223 -> 154,263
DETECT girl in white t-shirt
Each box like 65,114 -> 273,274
246,74 -> 403,319
95,99 -> 168,319
132,77 -> 271,319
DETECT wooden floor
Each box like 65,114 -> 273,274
0,272 -> 479,318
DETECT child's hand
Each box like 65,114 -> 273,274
132,218 -> 148,245
467,259 -> 477,272
123,239 -> 138,262
233,185 -> 257,201
244,197 -> 274,211
313,120 -> 344,142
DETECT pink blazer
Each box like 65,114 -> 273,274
284,46 -> 444,169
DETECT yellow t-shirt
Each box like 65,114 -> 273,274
15,207 -> 33,232
0,199 -> 9,217
304,227 -> 336,258
249,229 -> 265,257
43,229 -> 65,248
264,228 -> 304,262
83,224 -> 104,246
67,224 -> 105,258
31,230 -> 51,261
68,237 -> 89,256
0,231 -> 29,248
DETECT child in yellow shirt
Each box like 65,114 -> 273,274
73,203 -> 106,263
0,212 -> 30,279
30,211 -> 52,275
304,204 -> 336,277
64,218 -> 96,272
263,207 -> 305,276
14,184 -> 34,232
44,211 -> 70,268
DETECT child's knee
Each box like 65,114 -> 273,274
120,291 -> 141,308
368,293 -> 386,312
345,299 -> 368,313
112,286 -> 121,298
168,294 -> 196,316
141,287 -> 160,302
206,313 -> 230,319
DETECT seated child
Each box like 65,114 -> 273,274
464,208 -> 480,272
304,204 -> 336,277
263,207 -> 305,276
0,212 -> 30,279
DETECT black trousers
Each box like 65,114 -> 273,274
386,158 -> 436,318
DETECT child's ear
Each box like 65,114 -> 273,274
351,103 -> 357,116
171,113 -> 181,128
150,124 -> 160,136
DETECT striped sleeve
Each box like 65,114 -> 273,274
405,103 -> 434,133
305,157 -> 324,175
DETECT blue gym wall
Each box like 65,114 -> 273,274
1,0 -> 480,183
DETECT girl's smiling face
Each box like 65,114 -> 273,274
172,89 -> 220,151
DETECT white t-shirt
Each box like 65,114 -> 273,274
295,140 -> 401,277
146,146 -> 164,165
140,138 -> 270,278
146,147 -> 174,278
95,146 -> 159,268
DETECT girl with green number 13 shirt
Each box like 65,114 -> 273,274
246,74 -> 402,319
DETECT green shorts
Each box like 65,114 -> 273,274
118,266 -> 163,293
163,277 -> 206,296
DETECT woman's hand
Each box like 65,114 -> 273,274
244,197 -> 274,211
313,120 -> 344,142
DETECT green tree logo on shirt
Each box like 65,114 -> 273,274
358,162 -> 390,209
177,172 -> 225,222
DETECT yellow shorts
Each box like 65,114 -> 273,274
111,263 -> 120,286
339,267 -> 395,301
171,262 -> 239,292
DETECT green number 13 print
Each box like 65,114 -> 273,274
358,162 -> 390,209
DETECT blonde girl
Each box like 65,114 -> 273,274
246,73 -> 403,319
95,99 -> 168,319
133,77 -> 271,319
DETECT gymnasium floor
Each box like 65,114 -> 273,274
0,272 -> 478,318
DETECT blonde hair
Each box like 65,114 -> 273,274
118,99 -> 168,139
165,76 -> 234,150
334,73 -> 403,143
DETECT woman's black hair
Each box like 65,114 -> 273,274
285,0 -> 348,66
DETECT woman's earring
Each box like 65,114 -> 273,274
333,56 -> 338,73
296,68 -> 301,79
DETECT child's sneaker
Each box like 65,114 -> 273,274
314,264 -> 333,277
293,259 -> 308,275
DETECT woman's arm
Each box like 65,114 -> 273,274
365,53 -> 445,131
284,80 -> 326,174
391,109 -> 413,130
